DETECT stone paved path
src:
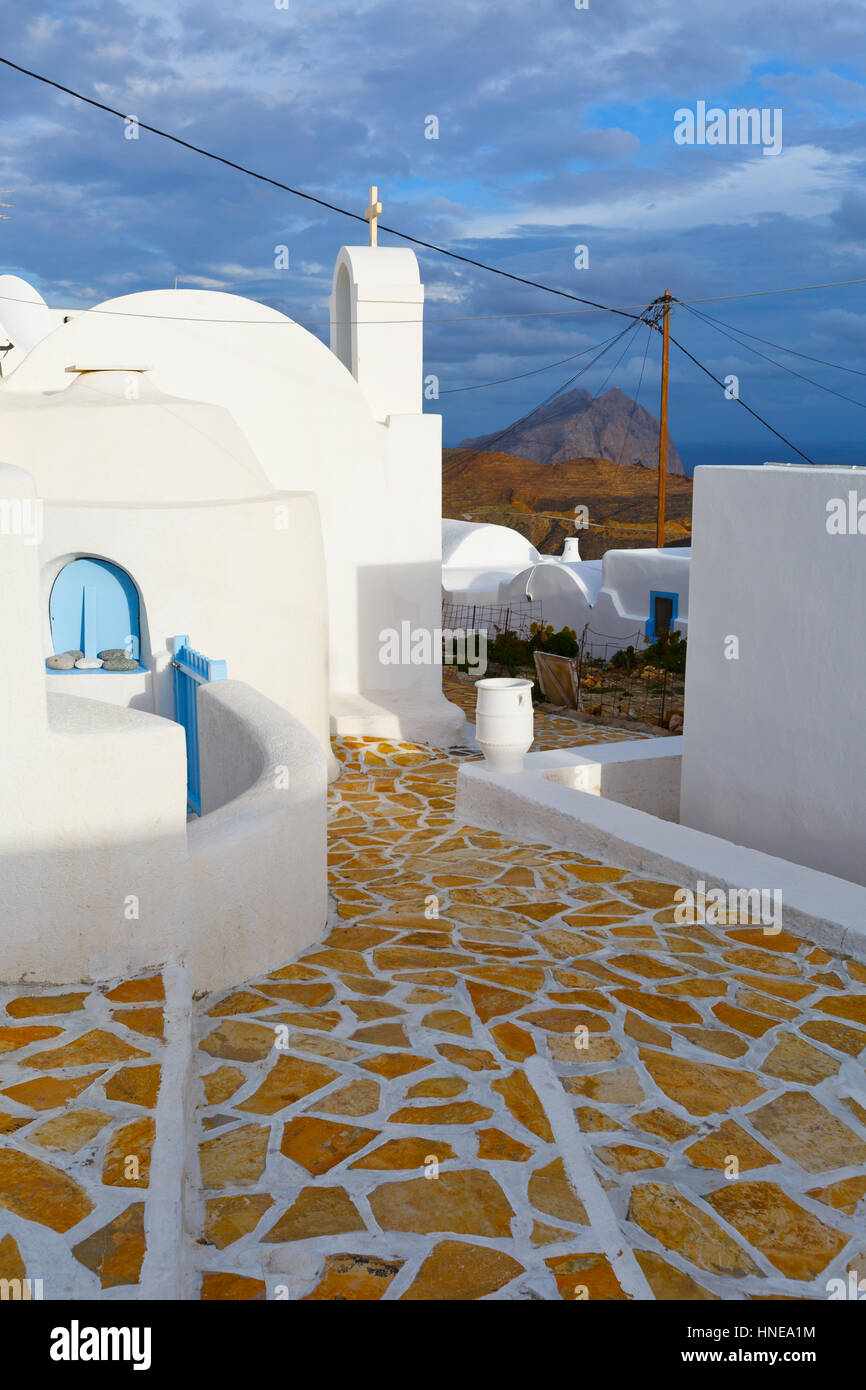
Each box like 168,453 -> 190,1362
191,693 -> 866,1301
0,974 -> 163,1295
2,687 -> 866,1300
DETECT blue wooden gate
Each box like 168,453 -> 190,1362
171,635 -> 227,815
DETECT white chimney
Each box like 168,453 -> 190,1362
561,537 -> 582,562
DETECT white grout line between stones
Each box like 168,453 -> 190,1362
139,960 -> 194,1301
525,1053 -> 655,1301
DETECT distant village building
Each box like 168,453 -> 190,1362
442,516 -> 690,654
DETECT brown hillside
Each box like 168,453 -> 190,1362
443,448 -> 693,560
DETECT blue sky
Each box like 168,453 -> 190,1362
1,0 -> 865,469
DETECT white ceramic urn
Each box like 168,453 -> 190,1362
474,677 -> 534,774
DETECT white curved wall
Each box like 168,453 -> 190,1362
0,689 -> 189,984
38,493 -> 335,775
1,282 -> 460,742
188,680 -> 328,992
0,680 -> 327,992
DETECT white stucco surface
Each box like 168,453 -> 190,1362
457,744 -> 866,959
507,546 -> 690,651
1,265 -> 464,746
0,465 -> 328,991
540,739 -> 682,820
188,680 -> 328,993
37,492 -> 334,772
680,463 -> 866,887
442,518 -> 541,570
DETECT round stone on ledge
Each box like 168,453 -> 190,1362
46,654 -> 75,670
74,657 -> 104,670
102,658 -> 139,672
98,649 -> 131,661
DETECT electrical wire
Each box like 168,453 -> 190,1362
616,323 -> 654,467
451,318 -> 646,462
680,304 -> 866,380
0,55 -> 847,460
680,302 -> 866,413
0,55 -> 645,325
438,330 -> 631,395
666,320 -> 816,464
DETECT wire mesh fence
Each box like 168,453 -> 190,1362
441,601 -> 685,728
441,598 -> 545,641
572,627 -> 684,727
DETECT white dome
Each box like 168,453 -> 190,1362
0,287 -> 383,503
0,365 -> 272,503
442,519 -> 540,569
0,275 -> 54,353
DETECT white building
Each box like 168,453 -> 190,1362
0,240 -> 464,989
0,260 -> 465,753
442,518 -> 541,607
680,463 -> 866,888
443,516 -> 690,654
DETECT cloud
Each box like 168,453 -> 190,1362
0,0 -> 864,458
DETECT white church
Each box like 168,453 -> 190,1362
0,213 -> 466,992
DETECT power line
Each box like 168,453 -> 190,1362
0,56 -> 842,463
679,304 -> 866,380
0,284 -> 657,328
439,329 -> 629,394
1,279 -> 865,333
616,323 -> 653,468
451,318 -> 644,462
2,58 -> 866,347
684,277 -> 866,305
0,54 -> 644,326
667,310 -> 815,464
681,302 -> 866,413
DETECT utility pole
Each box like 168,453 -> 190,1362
656,288 -> 671,549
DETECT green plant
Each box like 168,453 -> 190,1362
610,644 -> 637,671
488,629 -> 533,674
642,629 -> 687,675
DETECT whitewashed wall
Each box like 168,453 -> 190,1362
680,464 -> 866,887
0,464 -> 328,989
38,493 -> 334,774
1,277 -> 464,746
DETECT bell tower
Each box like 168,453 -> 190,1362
329,241 -> 424,424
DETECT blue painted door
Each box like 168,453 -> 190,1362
49,558 -> 140,659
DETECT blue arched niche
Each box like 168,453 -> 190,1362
49,557 -> 141,662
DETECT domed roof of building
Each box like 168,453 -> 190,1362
0,287 -> 381,501
0,363 -> 273,503
0,274 -> 54,353
442,518 -> 540,569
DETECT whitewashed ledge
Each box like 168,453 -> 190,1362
185,680 -> 328,994
456,740 -> 866,962
0,681 -> 328,993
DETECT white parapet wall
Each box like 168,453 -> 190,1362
0,461 -> 329,990
0,681 -> 328,991
189,680 -> 328,993
679,463 -> 866,888
456,742 -> 866,959
539,740 -> 682,821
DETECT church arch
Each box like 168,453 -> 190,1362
333,262 -> 352,373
